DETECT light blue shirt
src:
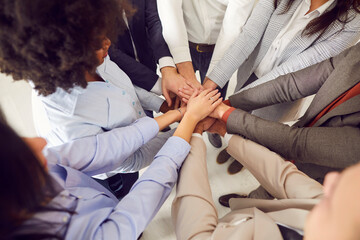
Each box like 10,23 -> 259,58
18,117 -> 190,239
38,55 -> 164,147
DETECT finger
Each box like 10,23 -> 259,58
163,89 -> 172,107
180,87 -> 194,96
211,97 -> 223,110
178,89 -> 192,100
209,92 -> 221,102
182,97 -> 189,104
174,96 -> 181,109
199,88 -> 212,97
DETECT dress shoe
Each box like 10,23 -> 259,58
216,148 -> 231,164
227,159 -> 244,175
207,132 -> 222,148
161,126 -> 171,132
218,193 -> 247,208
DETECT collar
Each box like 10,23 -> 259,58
305,0 -> 335,17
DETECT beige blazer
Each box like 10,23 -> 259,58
172,135 -> 323,240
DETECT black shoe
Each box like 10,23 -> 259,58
218,193 -> 248,207
216,149 -> 231,164
207,132 -> 222,148
227,159 -> 243,175
161,126 -> 171,132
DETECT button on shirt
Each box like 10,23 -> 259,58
38,55 -> 164,147
17,118 -> 191,239
254,0 -> 335,78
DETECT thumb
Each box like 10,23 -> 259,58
163,88 -> 172,107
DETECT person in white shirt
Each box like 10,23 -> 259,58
157,0 -> 257,148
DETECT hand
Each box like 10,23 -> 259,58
186,89 -> 222,122
207,119 -> 227,137
194,117 -> 216,134
161,66 -> 192,106
203,77 -> 218,90
176,61 -> 203,91
209,102 -> 232,119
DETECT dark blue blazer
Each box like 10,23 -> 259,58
109,0 -> 171,91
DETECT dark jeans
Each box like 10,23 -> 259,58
189,45 -> 229,98
94,172 -> 139,200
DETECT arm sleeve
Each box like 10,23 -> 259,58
157,0 -> 192,63
44,117 -> 159,176
95,136 -> 191,240
226,135 -> 323,200
109,46 -> 159,91
134,85 -> 165,112
226,109 -> 360,169
228,56 -> 336,111
145,0 -> 173,62
207,0 -> 257,75
172,136 -> 219,240
242,17 -> 360,90
207,0 -> 275,88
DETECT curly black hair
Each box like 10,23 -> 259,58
0,0 -> 133,96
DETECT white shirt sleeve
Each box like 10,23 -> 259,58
157,0 -> 192,64
207,0 -> 257,75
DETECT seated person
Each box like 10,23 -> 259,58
0,0 -> 182,199
193,42 -> 360,202
173,120 -> 360,240
1,89 -> 222,239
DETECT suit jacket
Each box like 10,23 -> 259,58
172,135 -> 323,240
207,0 -> 360,92
109,0 -> 172,91
227,43 -> 360,181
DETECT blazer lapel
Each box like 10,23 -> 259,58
296,49 -> 360,126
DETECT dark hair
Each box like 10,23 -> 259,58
0,110 -> 66,239
0,0 -> 132,96
274,0 -> 360,37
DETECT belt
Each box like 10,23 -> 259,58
189,41 -> 215,53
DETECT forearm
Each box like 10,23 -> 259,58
45,117 -> 159,176
173,137 -> 218,240
102,137 -> 191,239
228,57 -> 335,111
113,129 -> 175,172
155,109 -> 182,131
227,109 -> 360,169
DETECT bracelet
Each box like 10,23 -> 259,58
177,108 -> 183,117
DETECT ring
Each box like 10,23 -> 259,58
209,97 -> 214,101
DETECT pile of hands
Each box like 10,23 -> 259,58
159,63 -> 232,137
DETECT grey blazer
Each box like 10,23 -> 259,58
226,43 -> 360,181
208,0 -> 360,92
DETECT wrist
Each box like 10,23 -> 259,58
216,104 -> 231,119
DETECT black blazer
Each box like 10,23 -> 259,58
109,0 -> 172,91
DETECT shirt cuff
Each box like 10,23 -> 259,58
223,99 -> 231,106
171,46 -> 192,64
150,77 -> 162,95
192,133 -> 203,138
222,107 -> 236,123
132,117 -> 160,143
159,56 -> 176,69
223,133 -> 234,145
154,136 -> 191,168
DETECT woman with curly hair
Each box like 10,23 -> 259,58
0,0 -> 188,199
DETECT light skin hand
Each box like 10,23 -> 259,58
206,119 -> 227,137
194,117 -> 216,134
161,66 -> 192,106
176,61 -> 203,91
209,102 -> 232,119
202,77 -> 218,90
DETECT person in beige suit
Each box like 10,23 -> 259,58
173,129 -> 360,239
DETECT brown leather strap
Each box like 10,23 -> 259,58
189,41 -> 215,53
